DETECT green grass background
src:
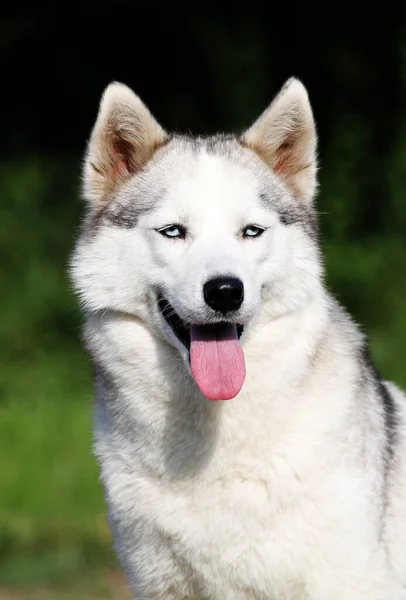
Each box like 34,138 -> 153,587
0,160 -> 123,596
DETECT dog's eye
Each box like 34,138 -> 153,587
242,225 -> 265,239
157,225 -> 187,239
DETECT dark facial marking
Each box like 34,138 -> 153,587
82,195 -> 155,237
106,199 -> 153,229
204,134 -> 239,155
259,191 -> 318,239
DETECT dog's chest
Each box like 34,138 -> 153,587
102,415 -> 314,598
145,460 -> 311,597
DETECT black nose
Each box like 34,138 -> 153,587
203,277 -> 244,314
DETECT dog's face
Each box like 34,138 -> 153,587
71,79 -> 321,400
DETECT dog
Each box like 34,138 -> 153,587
70,78 -> 406,599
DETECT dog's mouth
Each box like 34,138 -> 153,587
157,294 -> 246,401
157,295 -> 193,350
157,294 -> 244,350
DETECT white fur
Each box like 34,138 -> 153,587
70,79 -> 406,599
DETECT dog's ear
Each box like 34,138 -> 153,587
83,82 -> 167,206
241,78 -> 317,204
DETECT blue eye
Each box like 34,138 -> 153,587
157,224 -> 187,239
242,225 -> 266,239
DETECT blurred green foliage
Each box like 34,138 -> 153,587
0,159 -> 115,590
0,3 -> 405,597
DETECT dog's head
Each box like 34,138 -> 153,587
71,79 -> 322,400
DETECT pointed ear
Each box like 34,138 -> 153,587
83,82 -> 168,206
241,78 -> 317,203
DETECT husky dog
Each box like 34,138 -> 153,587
70,78 -> 406,599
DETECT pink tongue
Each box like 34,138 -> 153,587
190,324 -> 246,401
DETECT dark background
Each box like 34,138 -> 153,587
1,3 -> 405,598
